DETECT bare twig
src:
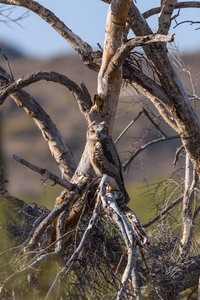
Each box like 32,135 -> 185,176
12,154 -> 76,190
73,178 -> 99,248
193,203 -> 200,222
0,4 -> 29,27
115,111 -> 143,144
0,48 -> 14,80
123,135 -> 180,173
23,211 -> 50,245
0,252 -> 57,298
172,49 -> 200,102
123,59 -> 178,132
143,2 -> 200,19
173,145 -> 184,166
143,108 -> 167,137
143,195 -> 183,228
28,177 -> 88,246
45,198 -> 100,300
174,20 -> 200,30
24,229 -> 76,276
130,1 -> 200,179
0,0 -> 93,57
114,34 -> 174,69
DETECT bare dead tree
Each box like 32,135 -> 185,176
0,1 -> 200,299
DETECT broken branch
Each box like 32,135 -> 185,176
12,154 -> 76,190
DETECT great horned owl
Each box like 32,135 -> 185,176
87,121 -> 130,204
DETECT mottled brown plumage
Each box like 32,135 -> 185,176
87,121 -> 130,204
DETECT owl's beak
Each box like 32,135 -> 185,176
97,132 -> 100,139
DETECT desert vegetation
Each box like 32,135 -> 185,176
0,1 -> 200,299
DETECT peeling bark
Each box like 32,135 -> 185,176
0,0 -> 200,299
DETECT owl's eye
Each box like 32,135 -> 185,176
90,129 -> 95,134
101,128 -> 107,134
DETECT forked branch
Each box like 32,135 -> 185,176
114,34 -> 174,68
0,70 -> 92,111
0,68 -> 77,180
158,0 -> 178,34
143,2 -> 200,19
98,175 -> 140,300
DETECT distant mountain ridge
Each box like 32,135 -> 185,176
0,41 -> 25,58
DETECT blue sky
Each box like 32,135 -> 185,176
0,0 -> 200,58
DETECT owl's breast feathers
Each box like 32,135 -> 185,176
89,138 -> 130,204
93,139 -> 120,177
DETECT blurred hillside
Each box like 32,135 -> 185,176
1,44 -> 200,215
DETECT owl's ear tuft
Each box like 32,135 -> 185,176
100,121 -> 107,127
